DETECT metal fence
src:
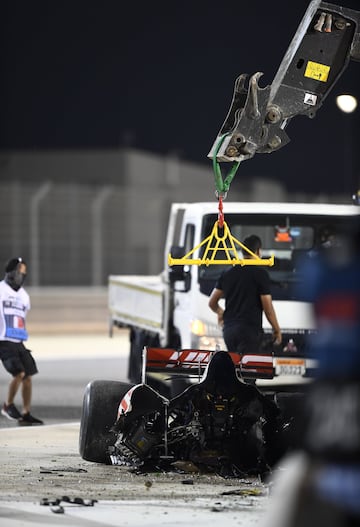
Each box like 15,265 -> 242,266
0,149 -> 216,285
0,181 -> 129,285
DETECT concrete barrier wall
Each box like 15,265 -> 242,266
26,287 -> 110,335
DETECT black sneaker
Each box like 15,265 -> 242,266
19,412 -> 44,426
1,403 -> 22,421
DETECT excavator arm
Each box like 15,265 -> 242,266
208,0 -> 360,165
169,1 -> 359,268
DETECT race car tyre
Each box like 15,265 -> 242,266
79,380 -> 133,463
275,391 -> 304,422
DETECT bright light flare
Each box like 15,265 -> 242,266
336,94 -> 358,114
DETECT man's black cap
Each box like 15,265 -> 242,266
5,257 -> 26,273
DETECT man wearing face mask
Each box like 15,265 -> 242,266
0,257 -> 43,425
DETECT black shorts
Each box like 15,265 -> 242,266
0,341 -> 38,378
223,323 -> 263,355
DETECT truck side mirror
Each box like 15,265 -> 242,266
168,245 -> 191,291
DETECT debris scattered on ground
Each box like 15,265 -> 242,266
40,496 -> 98,510
181,479 -> 194,485
39,466 -> 88,474
221,487 -> 267,497
171,460 -> 200,473
211,502 -> 226,512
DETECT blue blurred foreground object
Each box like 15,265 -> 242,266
262,218 -> 360,527
298,220 -> 360,378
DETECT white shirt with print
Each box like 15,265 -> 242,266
0,280 -> 30,342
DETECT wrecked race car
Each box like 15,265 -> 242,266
79,349 -> 299,477
111,351 -> 289,477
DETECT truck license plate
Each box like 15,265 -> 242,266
274,358 -> 305,376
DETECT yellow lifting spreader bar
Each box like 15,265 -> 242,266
168,220 -> 274,267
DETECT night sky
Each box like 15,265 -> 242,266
1,1 -> 359,196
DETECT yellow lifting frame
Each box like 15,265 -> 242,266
168,220 -> 274,267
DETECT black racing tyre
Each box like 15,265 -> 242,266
275,391 -> 305,452
275,391 -> 305,422
79,380 -> 133,463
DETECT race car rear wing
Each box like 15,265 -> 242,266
142,347 -> 275,382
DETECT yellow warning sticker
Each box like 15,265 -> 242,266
304,61 -> 330,82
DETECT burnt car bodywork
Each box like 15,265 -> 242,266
80,351 -> 300,477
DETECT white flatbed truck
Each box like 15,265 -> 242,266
109,201 -> 359,388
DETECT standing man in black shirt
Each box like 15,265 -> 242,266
209,235 -> 282,354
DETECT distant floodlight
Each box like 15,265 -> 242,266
336,94 -> 358,113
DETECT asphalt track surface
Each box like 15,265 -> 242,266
0,419 -> 273,527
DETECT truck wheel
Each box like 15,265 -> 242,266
128,329 -> 145,383
79,380 -> 133,463
128,329 -> 160,384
